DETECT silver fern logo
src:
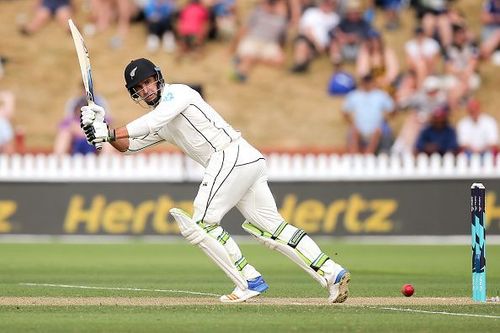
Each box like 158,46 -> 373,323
130,66 -> 138,78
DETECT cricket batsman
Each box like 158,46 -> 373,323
80,58 -> 350,303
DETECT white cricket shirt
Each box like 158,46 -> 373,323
126,84 -> 241,166
457,114 -> 499,151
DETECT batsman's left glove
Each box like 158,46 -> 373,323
84,121 -> 116,145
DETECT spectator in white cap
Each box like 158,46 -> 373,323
392,75 -> 448,155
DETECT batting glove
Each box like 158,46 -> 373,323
80,104 -> 106,128
86,121 -> 116,144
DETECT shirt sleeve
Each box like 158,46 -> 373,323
126,85 -> 192,138
448,128 -> 459,152
343,93 -> 354,113
486,117 -> 499,145
415,128 -> 428,152
125,132 -> 166,154
456,120 -> 467,146
382,92 -> 395,113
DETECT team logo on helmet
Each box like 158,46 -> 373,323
130,66 -> 138,78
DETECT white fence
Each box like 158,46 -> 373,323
0,152 -> 499,182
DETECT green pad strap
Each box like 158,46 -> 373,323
234,256 -> 248,271
288,229 -> 307,248
310,253 -> 330,273
217,231 -> 230,245
271,221 -> 288,240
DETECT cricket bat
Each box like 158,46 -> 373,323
68,19 -> 102,150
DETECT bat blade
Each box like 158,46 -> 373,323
68,19 -> 102,150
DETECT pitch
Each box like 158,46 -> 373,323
0,242 -> 498,332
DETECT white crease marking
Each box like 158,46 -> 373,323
371,306 -> 499,319
20,282 -> 221,297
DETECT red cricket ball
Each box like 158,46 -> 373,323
401,284 -> 415,297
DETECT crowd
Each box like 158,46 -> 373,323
2,0 -> 500,156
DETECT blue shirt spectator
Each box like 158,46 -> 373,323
144,0 -> 176,19
342,74 -> 394,154
343,82 -> 394,138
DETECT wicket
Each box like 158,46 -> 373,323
471,183 -> 486,302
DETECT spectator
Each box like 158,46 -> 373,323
442,25 -> 480,109
144,0 -> 177,53
88,0 -> 132,49
392,75 -> 448,155
0,91 -> 15,154
20,0 -> 72,36
415,105 -> 458,155
289,0 -> 339,73
177,0 -> 210,56
479,0 -> 500,62
207,0 -> 238,40
380,0 -> 403,31
337,0 -> 375,24
355,29 -> 399,94
404,26 -> 441,88
329,0 -> 372,65
231,0 -> 288,82
54,95 -> 111,155
415,0 -> 452,47
342,74 -> 395,154
457,98 -> 498,155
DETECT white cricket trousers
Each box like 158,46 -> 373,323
192,138 -> 283,234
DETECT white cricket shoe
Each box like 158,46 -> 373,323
327,269 -> 350,303
220,276 -> 269,303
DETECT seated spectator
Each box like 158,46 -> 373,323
415,105 -> 458,155
342,74 -> 395,154
380,0 -> 403,31
290,0 -> 339,73
442,25 -> 480,109
392,75 -> 448,155
20,0 -> 72,36
337,0 -> 375,24
0,91 -> 15,154
479,0 -> 500,62
177,0 -> 210,57
457,98 -> 498,155
231,0 -> 288,82
207,0 -> 238,40
355,29 -> 399,94
329,0 -> 372,65
88,0 -> 132,49
416,0 -> 452,47
54,93 -> 111,155
404,26 -> 441,88
144,0 -> 177,53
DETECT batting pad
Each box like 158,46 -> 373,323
242,221 -> 333,288
170,208 -> 247,290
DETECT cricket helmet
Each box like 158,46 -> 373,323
124,58 -> 164,107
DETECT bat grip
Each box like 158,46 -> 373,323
85,101 -> 103,151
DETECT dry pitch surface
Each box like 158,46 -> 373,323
0,297 -> 480,306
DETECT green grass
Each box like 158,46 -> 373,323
0,243 -> 499,332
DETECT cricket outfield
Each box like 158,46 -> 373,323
0,242 -> 498,332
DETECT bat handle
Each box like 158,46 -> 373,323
83,101 -> 104,151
